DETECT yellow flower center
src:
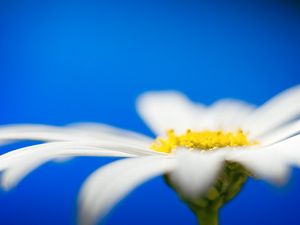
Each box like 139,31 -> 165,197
151,129 -> 258,153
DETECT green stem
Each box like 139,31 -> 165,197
194,207 -> 219,225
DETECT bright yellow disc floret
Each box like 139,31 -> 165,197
151,129 -> 257,153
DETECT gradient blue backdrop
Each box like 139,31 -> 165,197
0,0 -> 300,224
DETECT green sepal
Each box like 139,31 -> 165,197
164,162 -> 249,225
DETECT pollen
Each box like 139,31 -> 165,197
150,129 -> 258,153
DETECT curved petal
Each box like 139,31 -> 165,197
168,149 -> 225,200
0,124 -> 66,145
0,124 -> 62,132
136,91 -> 206,135
226,148 -> 290,185
0,142 -> 139,190
0,124 -> 92,144
0,140 -> 165,190
0,141 -> 162,171
264,134 -> 300,167
200,99 -> 256,130
0,130 -> 79,142
227,133 -> 300,186
67,122 -> 152,141
67,122 -> 153,148
0,124 -> 152,149
259,120 -> 300,146
78,156 -> 176,225
242,85 -> 300,138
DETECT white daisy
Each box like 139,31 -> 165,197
0,85 -> 299,225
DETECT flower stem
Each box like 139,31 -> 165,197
194,207 -> 219,225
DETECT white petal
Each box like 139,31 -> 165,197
200,99 -> 256,130
0,123 -> 158,158
0,124 -> 153,149
0,125 -> 85,143
67,122 -> 153,148
78,156 -> 176,225
0,141 -> 161,171
136,91 -> 206,135
0,124 -> 67,144
1,150 -> 123,190
0,142 -> 138,190
227,148 -> 290,185
228,132 -> 300,186
236,135 -> 300,185
0,140 -> 165,190
0,124 -> 62,132
242,85 -> 300,138
1,160 -> 43,190
168,150 -> 225,200
265,134 -> 300,167
259,120 -> 300,145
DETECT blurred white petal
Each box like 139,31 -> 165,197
227,148 -> 290,185
67,122 -> 153,148
136,91 -> 206,135
0,142 -> 139,190
1,160 -> 43,190
200,99 -> 256,130
0,130 -> 78,142
0,139 -> 165,190
78,156 -> 176,225
265,134 -> 300,167
0,124 -> 87,143
0,124 -> 152,149
259,120 -> 300,146
168,150 -> 225,200
242,85 -> 300,138
0,141 -> 161,171
0,124 -> 67,145
0,124 -> 62,132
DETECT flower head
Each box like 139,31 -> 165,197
0,85 -> 299,225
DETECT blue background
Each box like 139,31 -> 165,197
0,0 -> 300,224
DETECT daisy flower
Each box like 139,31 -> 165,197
0,85 -> 300,225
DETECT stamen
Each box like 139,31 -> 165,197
151,129 -> 258,153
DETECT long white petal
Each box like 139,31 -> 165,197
259,120 -> 300,146
0,124 -> 94,144
67,122 -> 153,147
226,148 -> 290,185
78,156 -> 176,225
200,99 -> 256,130
0,143 -> 134,190
0,141 -> 162,172
265,134 -> 300,167
0,124 -> 63,132
0,124 -> 153,149
0,139 -> 165,190
242,85 -> 300,138
0,124 -> 66,144
168,149 -> 225,200
0,124 -> 159,159
0,130 -> 79,142
136,91 -> 206,135
228,135 -> 300,185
